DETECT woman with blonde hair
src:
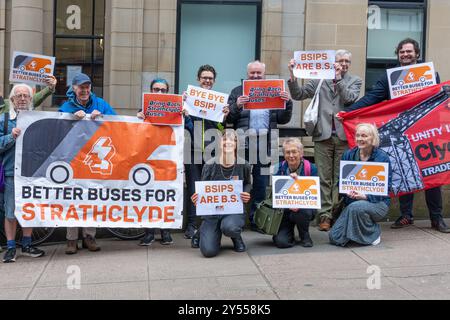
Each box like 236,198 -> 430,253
329,123 -> 392,246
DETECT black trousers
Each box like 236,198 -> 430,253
273,209 -> 315,248
399,187 -> 443,221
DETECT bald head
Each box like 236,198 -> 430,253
247,60 -> 266,80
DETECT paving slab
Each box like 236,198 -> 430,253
149,274 -> 278,300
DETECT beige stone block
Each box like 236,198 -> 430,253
264,0 -> 282,13
283,0 -> 305,13
111,32 -> 143,47
110,71 -> 132,86
10,31 -> 43,53
11,0 -> 43,9
110,47 -> 143,71
307,3 -> 367,25
158,48 -> 175,72
282,13 -> 304,38
305,23 -> 336,46
111,8 -> 143,33
144,0 -> 159,10
143,10 -> 159,33
159,10 -> 176,34
281,36 -> 304,52
336,24 -> 366,46
109,85 -> 132,109
159,0 -> 176,10
159,32 -> 175,49
262,12 -> 282,37
111,0 -> 143,9
142,47 -> 158,72
262,36 -> 281,51
143,33 -> 159,48
11,7 -> 43,32
262,50 -> 281,75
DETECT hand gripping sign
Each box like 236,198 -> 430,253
293,50 -> 335,80
339,161 -> 389,196
10,51 -> 56,86
15,111 -> 184,229
142,93 -> 183,126
184,85 -> 229,122
387,62 -> 437,99
272,176 -> 321,209
242,79 -> 286,110
195,181 -> 243,216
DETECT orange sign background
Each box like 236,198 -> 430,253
142,93 -> 183,126
243,79 -> 286,110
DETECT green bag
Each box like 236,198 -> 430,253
254,192 -> 284,235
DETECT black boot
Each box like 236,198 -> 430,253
298,216 -> 313,248
191,229 -> 200,249
231,236 -> 246,252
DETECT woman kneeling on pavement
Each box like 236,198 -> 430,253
329,123 -> 392,247
273,138 -> 317,248
191,130 -> 251,258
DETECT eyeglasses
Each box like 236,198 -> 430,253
152,88 -> 168,93
15,94 -> 31,99
200,77 -> 214,81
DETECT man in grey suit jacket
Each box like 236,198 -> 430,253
287,50 -> 362,231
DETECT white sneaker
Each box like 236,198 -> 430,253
372,236 -> 381,246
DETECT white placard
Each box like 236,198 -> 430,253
293,50 -> 335,79
184,85 -> 229,122
10,51 -> 56,86
387,62 -> 437,99
272,176 -> 321,209
339,161 -> 389,196
195,180 -> 243,216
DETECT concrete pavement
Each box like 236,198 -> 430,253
0,219 -> 450,300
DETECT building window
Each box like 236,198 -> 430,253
366,1 -> 426,90
53,0 -> 105,106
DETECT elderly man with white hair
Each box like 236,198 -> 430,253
0,83 -> 46,263
226,60 -> 293,231
287,50 -> 362,232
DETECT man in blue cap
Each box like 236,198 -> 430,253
59,73 -> 117,254
60,73 -> 116,120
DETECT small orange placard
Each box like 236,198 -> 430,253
243,79 -> 286,110
142,93 -> 183,126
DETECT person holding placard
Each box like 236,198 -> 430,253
59,73 -> 116,254
345,38 -> 448,233
288,50 -> 362,232
1,84 -> 46,262
191,130 -> 252,258
137,78 -> 176,246
183,65 -> 230,243
226,61 -> 293,232
273,138 -> 318,248
329,124 -> 392,247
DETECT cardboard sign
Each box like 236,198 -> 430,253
10,51 -> 56,86
142,93 -> 183,126
339,161 -> 389,196
272,176 -> 321,209
15,111 -> 184,229
195,181 -> 243,216
387,62 -> 437,99
242,79 -> 286,110
293,50 -> 335,79
184,85 -> 228,122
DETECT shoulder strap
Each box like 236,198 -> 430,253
303,159 -> 311,176
3,112 -> 9,135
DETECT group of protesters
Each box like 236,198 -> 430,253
0,37 -> 448,262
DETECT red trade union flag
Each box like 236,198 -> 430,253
340,81 -> 450,196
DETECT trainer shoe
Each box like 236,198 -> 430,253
161,230 -> 173,245
391,216 -> 414,229
3,248 -> 16,263
82,235 -> 101,252
431,218 -> 450,233
21,246 -> 45,258
318,217 -> 332,232
372,236 -> 381,246
139,232 -> 155,246
191,230 -> 200,249
65,240 -> 78,255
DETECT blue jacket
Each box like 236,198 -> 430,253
348,69 -> 440,111
341,147 -> 392,207
0,114 -> 18,177
59,87 -> 117,115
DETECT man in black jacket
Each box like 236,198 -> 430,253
226,60 -> 293,230
347,38 -> 449,233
